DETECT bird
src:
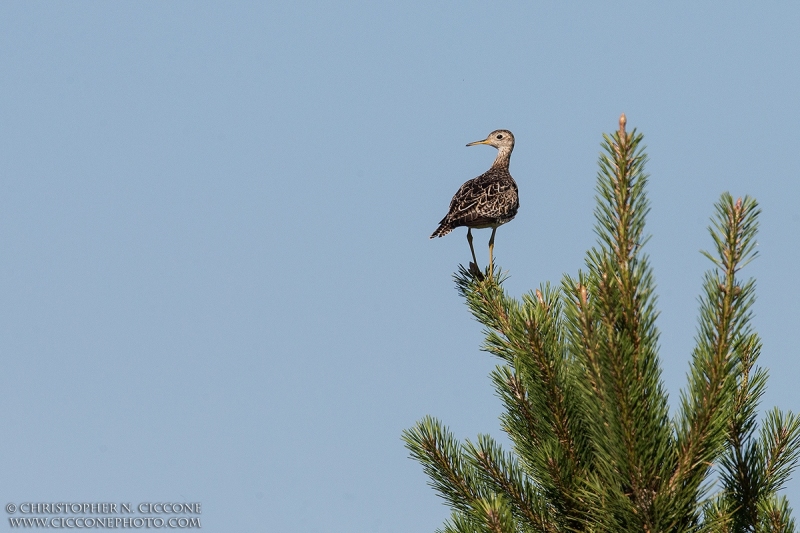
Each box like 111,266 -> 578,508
431,129 -> 519,277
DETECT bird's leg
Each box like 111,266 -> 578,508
467,228 -> 481,278
467,228 -> 479,267
488,227 -> 497,278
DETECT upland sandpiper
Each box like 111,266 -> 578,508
430,129 -> 519,276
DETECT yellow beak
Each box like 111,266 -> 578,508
466,138 -> 491,147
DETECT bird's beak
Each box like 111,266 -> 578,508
466,138 -> 491,147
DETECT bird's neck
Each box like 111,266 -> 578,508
491,147 -> 512,169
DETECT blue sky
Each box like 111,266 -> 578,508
1,2 -> 798,532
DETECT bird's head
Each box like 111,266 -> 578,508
467,130 -> 515,151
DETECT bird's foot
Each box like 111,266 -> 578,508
469,262 -> 484,281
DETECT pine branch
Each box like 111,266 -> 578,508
456,269 -> 586,525
757,495 -> 797,533
470,495 -> 518,533
696,196 -> 800,533
403,416 -> 487,515
435,498 -> 522,533
719,336 -> 767,514
465,434 -> 560,533
702,497 -> 735,533
567,115 -> 673,532
672,196 -> 760,510
760,408 -> 800,496
437,511 -> 485,533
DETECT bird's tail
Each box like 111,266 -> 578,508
430,223 -> 453,239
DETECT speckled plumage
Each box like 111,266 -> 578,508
431,129 -> 519,273
430,167 -> 519,237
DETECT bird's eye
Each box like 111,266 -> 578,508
496,134 -> 503,139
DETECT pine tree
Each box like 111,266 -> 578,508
404,115 -> 800,533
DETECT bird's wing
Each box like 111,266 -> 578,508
443,176 -> 516,227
